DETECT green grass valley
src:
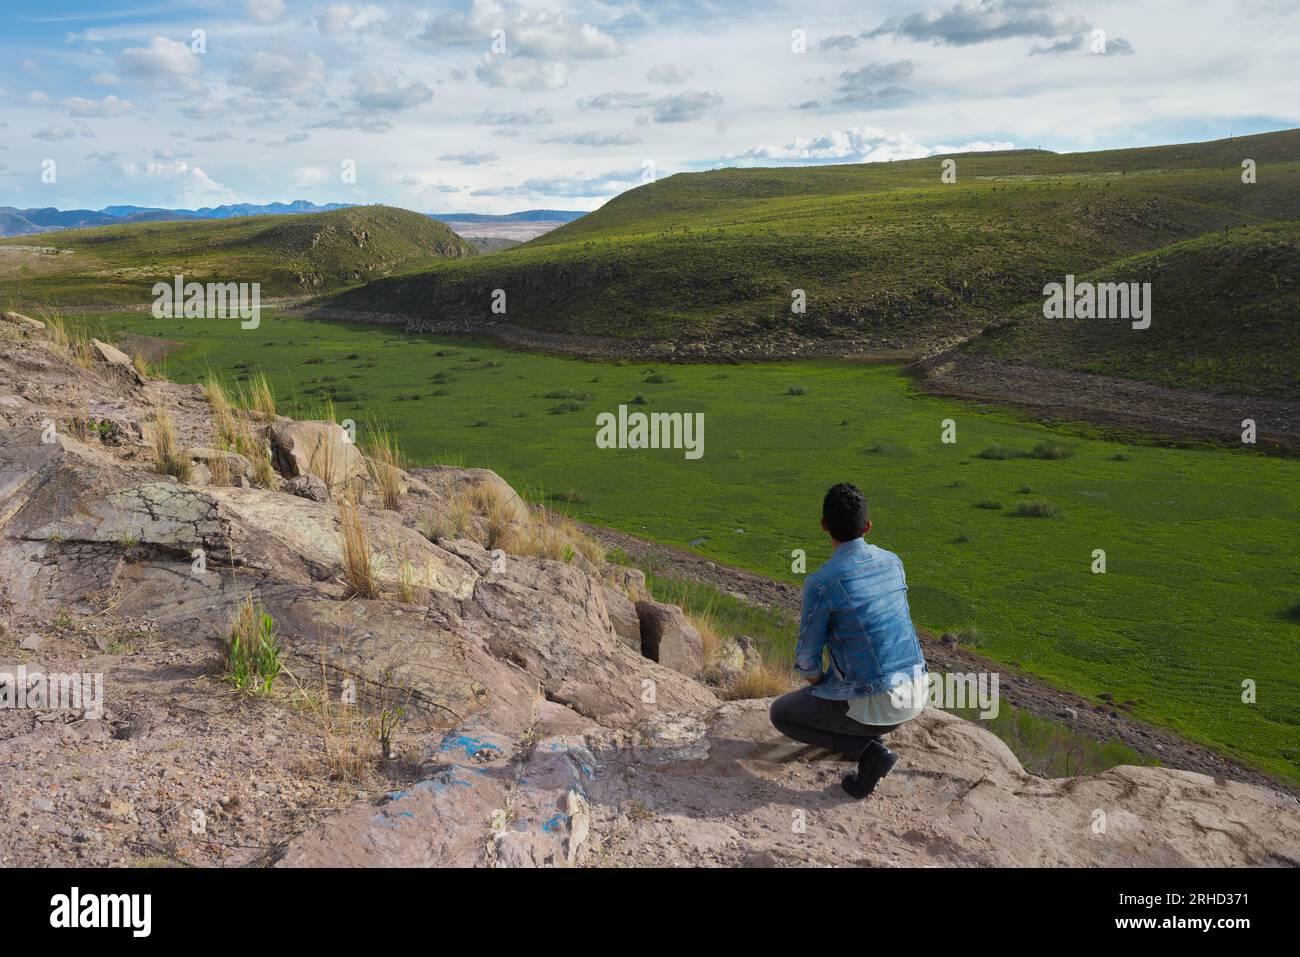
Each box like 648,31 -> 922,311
82,307 -> 1300,784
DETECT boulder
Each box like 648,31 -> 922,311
635,599 -> 704,677
2,311 -> 44,333
284,472 -> 329,502
186,447 -> 251,487
87,339 -> 144,385
603,564 -> 647,600
453,541 -> 717,727
601,584 -> 642,652
268,420 -> 366,492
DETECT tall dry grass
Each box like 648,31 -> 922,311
338,503 -> 379,599
236,371 -> 276,420
150,400 -> 191,482
362,427 -> 405,510
728,662 -> 796,700
42,313 -> 94,369
685,607 -> 724,671
206,375 -> 275,487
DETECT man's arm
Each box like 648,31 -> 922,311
793,577 -> 830,683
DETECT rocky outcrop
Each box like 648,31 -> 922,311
279,701 -> 1300,868
1,328 -> 1297,869
635,599 -> 704,677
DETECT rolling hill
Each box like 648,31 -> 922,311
314,129 -> 1300,360
959,220 -> 1300,401
0,205 -> 474,308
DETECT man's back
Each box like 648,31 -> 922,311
796,538 -> 926,699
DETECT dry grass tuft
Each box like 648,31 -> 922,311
363,427 -> 405,510
453,483 -> 605,569
421,494 -> 472,542
131,351 -> 151,379
43,313 -> 94,369
467,481 -> 529,551
728,662 -> 796,700
204,375 -> 238,447
150,400 -> 191,482
236,370 -> 277,420
206,376 -> 275,488
686,607 -> 724,670
207,451 -> 231,487
289,661 -> 376,785
338,503 -> 379,599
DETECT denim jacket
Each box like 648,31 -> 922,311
794,538 -> 927,700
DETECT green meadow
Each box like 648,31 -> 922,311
95,310 -> 1300,783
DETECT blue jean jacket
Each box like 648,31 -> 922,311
794,538 -> 927,700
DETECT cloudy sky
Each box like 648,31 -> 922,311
1,0 -> 1296,214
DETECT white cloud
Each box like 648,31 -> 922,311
117,36 -> 201,91
439,151 -> 498,165
234,50 -> 327,98
351,71 -> 434,111
247,0 -> 287,25
423,1 -> 621,60
475,54 -> 568,89
646,63 -> 690,84
473,167 -> 644,198
733,127 -> 1015,164
63,95 -> 135,117
32,125 -> 94,142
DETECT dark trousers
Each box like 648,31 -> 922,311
769,685 -> 898,761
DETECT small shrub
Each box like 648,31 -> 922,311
543,389 -> 592,400
644,373 -> 671,384
226,596 -> 283,694
955,626 -> 983,647
785,385 -> 809,396
1014,501 -> 1062,518
977,444 -> 1019,460
548,489 -> 586,504
1017,485 -> 1033,494
974,500 -> 1003,510
548,401 -> 584,414
1110,452 -> 1131,462
629,394 -> 649,405
1030,441 -> 1073,460
953,533 -> 973,544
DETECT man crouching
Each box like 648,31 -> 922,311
770,483 -> 928,799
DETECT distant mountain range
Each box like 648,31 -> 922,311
0,202 -> 587,238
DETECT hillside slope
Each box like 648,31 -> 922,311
316,129 -> 1300,353
959,220 -> 1300,401
0,205 -> 473,308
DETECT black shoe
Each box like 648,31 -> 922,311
841,739 -> 898,799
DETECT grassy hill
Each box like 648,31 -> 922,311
0,205 -> 473,309
316,129 -> 1300,350
960,220 -> 1300,400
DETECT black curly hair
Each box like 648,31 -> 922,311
822,483 -> 869,541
